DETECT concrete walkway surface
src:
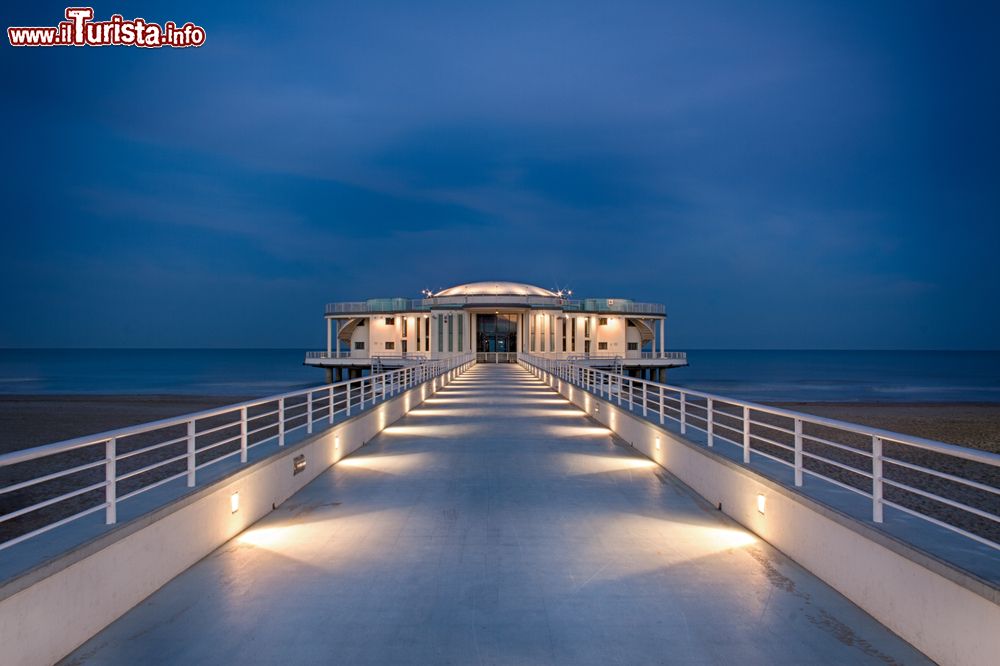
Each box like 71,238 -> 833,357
63,364 -> 931,665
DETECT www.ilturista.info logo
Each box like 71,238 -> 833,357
8,7 -> 206,48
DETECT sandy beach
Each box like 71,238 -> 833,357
770,402 -> 1000,455
0,394 -> 251,455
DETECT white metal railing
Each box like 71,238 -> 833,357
519,353 -> 1000,551
325,296 -> 666,315
557,351 -> 688,363
325,300 -> 424,314
476,352 -> 518,363
305,352 -> 429,362
425,294 -> 567,308
564,300 -> 666,315
640,351 -> 688,361
0,353 -> 475,552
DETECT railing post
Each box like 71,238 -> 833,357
680,393 -> 686,434
329,386 -> 335,424
105,437 -> 117,525
707,398 -> 714,447
659,387 -> 665,425
641,381 -> 647,417
617,376 -> 623,407
742,406 -> 751,463
307,392 -> 314,434
873,436 -> 884,523
346,381 -> 352,416
186,420 -> 196,487
240,406 -> 248,463
279,397 -> 286,446
794,418 -> 803,486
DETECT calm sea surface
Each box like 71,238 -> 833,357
0,349 -> 998,402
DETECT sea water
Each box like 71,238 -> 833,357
0,349 -> 998,402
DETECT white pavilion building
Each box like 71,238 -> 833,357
305,281 -> 687,381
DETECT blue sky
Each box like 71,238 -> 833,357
2,1 -> 998,349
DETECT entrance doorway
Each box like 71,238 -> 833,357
477,313 -> 518,353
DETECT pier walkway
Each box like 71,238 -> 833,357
63,365 -> 930,665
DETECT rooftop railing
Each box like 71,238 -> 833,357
563,300 -> 666,315
324,297 -> 667,315
0,353 -> 474,552
519,353 -> 1000,551
325,300 -> 425,314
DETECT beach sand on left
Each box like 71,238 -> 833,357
0,395 -> 250,454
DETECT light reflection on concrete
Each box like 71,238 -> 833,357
337,452 -> 433,475
544,424 -> 615,437
559,452 -> 658,476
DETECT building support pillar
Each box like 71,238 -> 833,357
326,318 -> 332,357
325,367 -> 334,384
335,320 -> 341,358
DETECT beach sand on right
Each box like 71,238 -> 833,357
770,402 -> 1000,454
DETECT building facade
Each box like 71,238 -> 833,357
305,281 -> 687,381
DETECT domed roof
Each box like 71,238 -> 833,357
434,281 -> 559,298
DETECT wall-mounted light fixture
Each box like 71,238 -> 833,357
293,454 -> 307,476
230,491 -> 240,514
757,494 -> 766,515
655,437 -> 661,451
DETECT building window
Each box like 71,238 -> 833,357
401,317 -> 407,336
354,341 -> 365,350
584,318 -> 591,337
598,342 -> 608,350
385,341 -> 395,350
598,317 -> 608,326
457,314 -> 463,351
385,317 -> 395,325
357,319 -> 366,326
627,342 -> 638,351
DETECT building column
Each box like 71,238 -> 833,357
326,318 -> 332,357
548,313 -> 554,355
335,320 -> 341,358
660,318 -> 665,358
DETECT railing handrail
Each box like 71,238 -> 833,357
324,297 -> 666,315
518,352 -> 999,551
305,352 -> 429,360
1,352 -> 477,552
520,353 -> 996,465
0,354 -> 474,475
